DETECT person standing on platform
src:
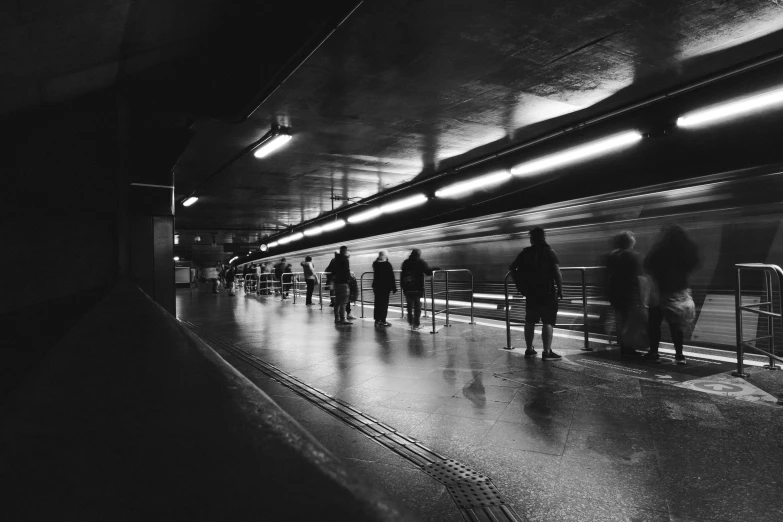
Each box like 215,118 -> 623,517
643,225 -> 699,365
273,258 -> 286,296
605,231 -> 645,357
509,227 -> 564,360
282,263 -> 294,299
372,250 -> 397,327
325,246 -> 352,324
224,264 -> 237,296
301,256 -> 318,306
204,264 -> 219,294
400,249 -> 438,330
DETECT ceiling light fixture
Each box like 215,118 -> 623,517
253,127 -> 293,158
182,196 -> 198,207
260,244 -> 268,252
267,241 -> 279,248
278,232 -> 304,245
510,131 -> 643,177
321,219 -> 346,231
303,226 -> 324,237
347,207 -> 383,224
173,256 -> 180,261
379,194 -> 428,214
435,171 -> 512,198
677,85 -> 783,128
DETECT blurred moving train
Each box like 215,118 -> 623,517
249,163 -> 783,352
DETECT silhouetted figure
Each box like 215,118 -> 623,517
605,231 -> 644,356
326,246 -> 352,324
372,250 -> 397,327
400,249 -> 438,330
509,227 -> 564,360
643,225 -> 699,365
301,256 -> 318,305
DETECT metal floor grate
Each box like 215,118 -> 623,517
180,319 -> 523,521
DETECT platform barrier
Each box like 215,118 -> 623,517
317,272 -> 331,310
243,274 -> 257,294
358,270 -> 422,320
502,267 -> 604,351
733,263 -> 783,379
428,270 -> 474,333
281,272 -> 307,303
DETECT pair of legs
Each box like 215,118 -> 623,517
333,283 -> 350,323
525,323 -> 554,353
405,291 -> 423,327
374,290 -> 390,324
211,278 -> 219,294
305,279 -> 315,305
647,305 -> 684,357
524,294 -> 558,357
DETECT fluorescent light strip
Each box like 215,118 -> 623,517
510,131 -> 643,177
435,171 -> 512,198
379,194 -> 427,214
267,241 -> 279,248
430,298 -> 497,310
321,219 -> 346,231
303,226 -> 324,237
347,207 -> 382,224
677,86 -> 783,128
253,133 -> 292,158
182,196 -> 198,207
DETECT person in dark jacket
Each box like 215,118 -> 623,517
509,227 -> 563,360
372,250 -> 397,327
605,231 -> 644,357
325,246 -> 352,324
400,249 -> 439,330
643,225 -> 700,365
282,263 -> 294,299
273,258 -> 286,296
224,264 -> 237,297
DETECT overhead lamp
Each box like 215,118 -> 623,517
182,196 -> 198,207
173,256 -> 180,261
253,128 -> 293,158
677,85 -> 783,128
174,234 -> 179,245
321,219 -> 346,231
303,226 -> 324,237
230,256 -> 239,263
347,207 -> 382,224
268,241 -> 279,248
435,171 -> 512,198
194,234 -> 201,242
278,232 -> 304,245
379,194 -> 428,214
510,131 -> 643,177
260,244 -> 268,252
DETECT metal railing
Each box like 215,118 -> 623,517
358,270 -> 408,320
281,272 -> 308,303
243,274 -> 257,294
429,269 -> 474,334
317,272 -> 330,310
502,267 -> 603,351
733,263 -> 783,379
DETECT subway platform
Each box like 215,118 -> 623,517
177,287 -> 783,522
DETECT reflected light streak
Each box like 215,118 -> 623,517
511,131 -> 643,177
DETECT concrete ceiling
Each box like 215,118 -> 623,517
173,0 -> 783,243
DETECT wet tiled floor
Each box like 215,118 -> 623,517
177,289 -> 783,522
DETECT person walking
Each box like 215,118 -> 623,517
301,256 -> 318,305
325,246 -> 352,324
400,249 -> 439,330
509,227 -> 564,360
643,225 -> 699,365
372,250 -> 397,326
605,231 -> 645,357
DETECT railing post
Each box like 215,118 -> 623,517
581,269 -> 590,351
293,274 -> 297,304
319,273 -> 324,310
733,268 -> 747,377
504,272 -> 513,350
400,272 -> 404,318
360,273 -> 365,318
469,271 -> 475,324
764,271 -> 779,370
430,273 -> 437,334
444,271 -> 451,327
422,275 -> 428,318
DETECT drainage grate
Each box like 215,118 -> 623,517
447,481 -> 505,510
422,459 -> 491,484
180,319 -> 523,521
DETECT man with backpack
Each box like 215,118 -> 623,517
509,227 -> 564,360
400,249 -> 439,330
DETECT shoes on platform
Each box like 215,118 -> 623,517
382,322 -> 392,327
675,354 -> 687,365
542,351 -> 562,361
642,352 -> 662,364
338,320 -> 353,325
524,348 -> 537,359
347,314 -> 357,320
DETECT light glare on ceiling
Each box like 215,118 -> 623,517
677,86 -> 783,127
510,131 -> 643,177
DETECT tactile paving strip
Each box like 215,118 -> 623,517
180,319 -> 523,521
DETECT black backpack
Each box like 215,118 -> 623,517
513,247 -> 553,296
